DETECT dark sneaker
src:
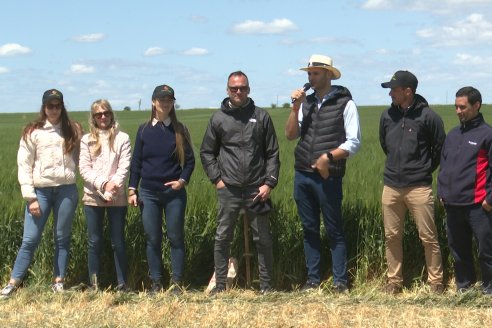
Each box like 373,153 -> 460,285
115,283 -> 130,293
149,282 -> 163,294
1,284 -> 17,298
208,285 -> 225,297
167,283 -> 183,296
457,285 -> 473,294
300,281 -> 319,292
87,284 -> 99,292
430,283 -> 445,294
333,283 -> 349,294
384,283 -> 402,295
52,282 -> 64,293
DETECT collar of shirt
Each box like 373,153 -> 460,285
43,120 -> 61,130
314,88 -> 337,109
152,117 -> 171,127
228,98 -> 251,110
397,98 -> 416,113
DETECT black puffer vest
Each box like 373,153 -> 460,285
294,85 -> 352,177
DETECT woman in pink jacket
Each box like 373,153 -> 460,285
79,99 -> 131,291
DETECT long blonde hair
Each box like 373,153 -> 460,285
88,99 -> 117,156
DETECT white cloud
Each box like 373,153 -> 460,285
0,43 -> 31,56
73,33 -> 105,42
190,15 -> 208,23
362,0 -> 492,14
144,47 -> 165,56
183,47 -> 209,56
0,67 -> 10,74
362,0 -> 391,9
232,18 -> 298,35
454,53 -> 492,66
286,68 -> 304,76
70,64 -> 95,74
417,14 -> 492,47
282,36 -> 359,46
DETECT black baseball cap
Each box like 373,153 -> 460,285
381,71 -> 418,91
152,84 -> 175,100
42,89 -> 63,104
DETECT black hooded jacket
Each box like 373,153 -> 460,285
379,94 -> 445,188
200,98 -> 280,188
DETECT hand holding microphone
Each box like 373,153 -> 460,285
291,83 -> 311,103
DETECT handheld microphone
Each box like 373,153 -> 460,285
291,83 -> 311,103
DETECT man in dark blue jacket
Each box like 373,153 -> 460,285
380,70 -> 445,294
438,86 -> 492,295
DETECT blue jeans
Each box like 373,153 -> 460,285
84,205 -> 128,286
445,204 -> 492,291
11,184 -> 78,282
140,187 -> 186,283
294,170 -> 347,286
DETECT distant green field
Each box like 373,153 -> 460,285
1,104 -> 491,290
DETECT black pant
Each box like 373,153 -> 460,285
214,185 -> 274,290
445,203 -> 492,290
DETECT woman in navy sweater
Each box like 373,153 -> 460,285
128,84 -> 195,294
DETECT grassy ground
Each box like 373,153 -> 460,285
1,283 -> 492,327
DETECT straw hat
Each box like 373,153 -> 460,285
299,54 -> 341,80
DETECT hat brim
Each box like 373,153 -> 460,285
152,92 -> 176,100
381,81 -> 395,88
300,66 -> 341,80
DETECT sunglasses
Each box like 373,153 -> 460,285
46,103 -> 62,110
228,86 -> 249,93
93,111 -> 112,119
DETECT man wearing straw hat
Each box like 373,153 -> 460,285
286,54 -> 361,293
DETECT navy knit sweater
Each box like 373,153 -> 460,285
129,121 -> 195,191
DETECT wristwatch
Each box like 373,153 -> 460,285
326,152 -> 334,162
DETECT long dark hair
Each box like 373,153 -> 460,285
22,102 -> 81,154
149,103 -> 191,167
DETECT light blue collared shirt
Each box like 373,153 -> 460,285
297,90 -> 361,156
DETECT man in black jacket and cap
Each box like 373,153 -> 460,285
379,70 -> 445,294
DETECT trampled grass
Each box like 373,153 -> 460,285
1,284 -> 491,328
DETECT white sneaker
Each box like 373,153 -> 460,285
52,282 -> 64,293
205,272 -> 216,293
1,283 -> 16,297
206,257 -> 239,293
226,257 -> 238,290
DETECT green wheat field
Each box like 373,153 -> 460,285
1,105 -> 492,328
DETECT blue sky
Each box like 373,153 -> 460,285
1,0 -> 491,112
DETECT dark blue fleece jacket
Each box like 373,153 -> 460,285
438,113 -> 492,206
